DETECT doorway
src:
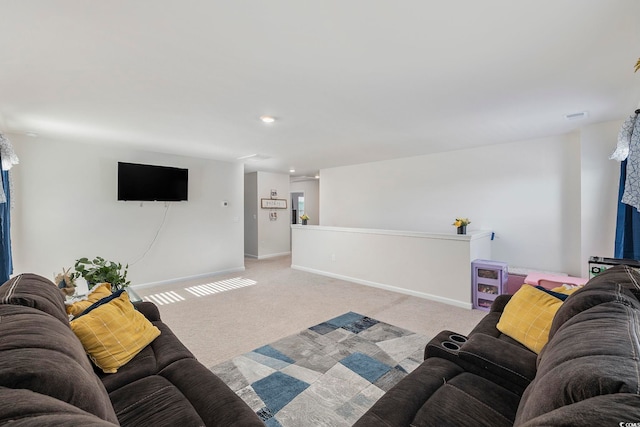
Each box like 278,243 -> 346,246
291,192 -> 304,224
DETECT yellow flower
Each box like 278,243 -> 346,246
452,218 -> 471,227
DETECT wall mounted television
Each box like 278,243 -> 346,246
118,162 -> 188,202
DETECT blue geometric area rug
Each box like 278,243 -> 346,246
210,312 -> 429,426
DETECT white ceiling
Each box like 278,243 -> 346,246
1,1 -> 639,178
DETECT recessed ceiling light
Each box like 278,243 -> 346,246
315,175 -> 320,179
564,111 -> 588,121
289,169 -> 295,173
260,115 -> 276,124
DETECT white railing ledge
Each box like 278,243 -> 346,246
291,224 -> 492,241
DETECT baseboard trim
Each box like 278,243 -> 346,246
132,266 -> 246,289
244,252 -> 291,260
257,252 -> 291,260
290,264 -> 473,310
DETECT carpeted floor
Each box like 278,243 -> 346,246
134,255 -> 486,368
211,312 -> 428,427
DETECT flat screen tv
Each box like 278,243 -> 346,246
118,162 -> 188,201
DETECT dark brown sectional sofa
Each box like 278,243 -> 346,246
354,264 -> 640,426
0,273 -> 263,426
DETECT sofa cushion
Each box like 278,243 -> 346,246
412,372 -> 520,427
109,361 -> 266,427
104,338 -> 263,426
71,290 -> 161,374
159,358 -> 265,426
424,330 -> 535,396
109,375 -> 205,426
98,321 -> 195,393
465,295 -> 521,346
497,285 -> 564,353
354,357 -> 466,426
517,393 -> 640,426
0,304 -> 119,424
548,264 -> 640,340
458,333 -> 537,390
515,300 -> 640,425
0,387 -> 118,426
132,301 -> 161,322
0,274 -> 69,324
354,357 -> 520,427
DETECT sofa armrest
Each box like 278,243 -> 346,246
133,301 -> 161,322
458,333 -> 537,389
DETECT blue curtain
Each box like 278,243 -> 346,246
614,159 -> 640,259
0,168 -> 12,282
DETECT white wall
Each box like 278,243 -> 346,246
320,122 -> 621,277
244,171 -> 291,258
290,179 -> 319,225
8,119 -> 621,284
10,134 -> 245,286
292,226 -> 492,308
244,173 -> 259,257
580,120 -> 623,277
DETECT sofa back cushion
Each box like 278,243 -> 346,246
548,264 -> 640,338
0,274 -> 70,324
0,278 -> 119,424
514,266 -> 640,425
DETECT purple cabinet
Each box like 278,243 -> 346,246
472,259 -> 508,311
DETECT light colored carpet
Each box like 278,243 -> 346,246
134,255 -> 487,368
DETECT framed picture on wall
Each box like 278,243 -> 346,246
261,198 -> 287,209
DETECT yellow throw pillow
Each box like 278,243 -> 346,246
497,284 -> 564,353
70,291 -> 161,373
65,282 -> 112,317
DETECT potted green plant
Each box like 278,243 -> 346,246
72,256 -> 130,291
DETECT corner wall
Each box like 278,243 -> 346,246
10,134 -> 245,286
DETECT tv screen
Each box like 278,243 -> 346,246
118,162 -> 188,201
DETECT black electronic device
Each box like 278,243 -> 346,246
117,162 -> 188,202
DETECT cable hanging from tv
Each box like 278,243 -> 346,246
129,203 -> 171,266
